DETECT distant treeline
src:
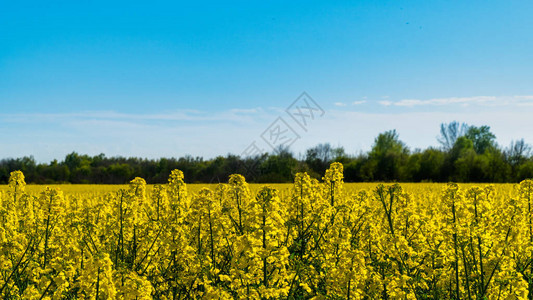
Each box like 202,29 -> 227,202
1,122 -> 533,184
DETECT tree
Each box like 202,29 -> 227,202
442,136 -> 474,181
438,121 -> 468,151
505,139 -> 531,167
464,125 -> 497,154
483,148 -> 511,182
259,147 -> 297,182
408,148 -> 446,182
368,130 -> 409,181
305,143 -> 334,176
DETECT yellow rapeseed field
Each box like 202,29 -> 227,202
0,163 -> 530,299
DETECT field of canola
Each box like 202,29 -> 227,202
1,163 -> 532,299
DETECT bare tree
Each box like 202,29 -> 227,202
437,121 -> 469,151
505,139 -> 531,166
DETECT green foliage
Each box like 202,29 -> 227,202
368,130 -> 409,181
464,125 -> 497,154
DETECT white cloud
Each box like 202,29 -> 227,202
229,108 -> 262,114
515,95 -> 533,100
0,108 -> 270,124
352,100 -> 366,105
384,95 -> 533,107
379,100 -> 393,106
334,102 -> 347,107
394,96 -> 497,106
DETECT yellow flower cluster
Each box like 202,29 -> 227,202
0,166 -> 532,299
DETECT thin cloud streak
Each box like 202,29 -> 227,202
379,95 -> 533,107
0,107 -> 271,124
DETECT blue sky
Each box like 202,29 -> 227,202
1,1 -> 533,162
